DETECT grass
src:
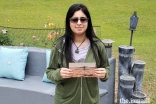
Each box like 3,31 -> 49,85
0,0 -> 156,103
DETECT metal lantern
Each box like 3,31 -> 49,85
129,11 -> 139,46
102,39 -> 114,58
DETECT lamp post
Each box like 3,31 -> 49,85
102,39 -> 114,58
129,11 -> 139,46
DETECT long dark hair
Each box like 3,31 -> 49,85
61,4 -> 101,67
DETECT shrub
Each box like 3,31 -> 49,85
0,30 -> 12,45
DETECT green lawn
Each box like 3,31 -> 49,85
0,0 -> 156,103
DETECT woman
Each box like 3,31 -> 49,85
46,4 -> 110,104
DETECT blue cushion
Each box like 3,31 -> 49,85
0,47 -> 28,80
42,49 -> 54,83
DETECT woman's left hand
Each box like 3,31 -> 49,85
95,68 -> 107,78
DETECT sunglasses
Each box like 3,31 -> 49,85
70,17 -> 89,23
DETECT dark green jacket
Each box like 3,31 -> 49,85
46,37 -> 110,104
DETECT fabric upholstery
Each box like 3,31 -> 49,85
42,49 -> 54,83
0,47 -> 28,80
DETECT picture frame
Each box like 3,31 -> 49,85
69,63 -> 96,77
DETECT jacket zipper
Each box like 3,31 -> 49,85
80,77 -> 82,104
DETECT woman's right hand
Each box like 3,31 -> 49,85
60,68 -> 73,78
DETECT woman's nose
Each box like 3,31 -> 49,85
77,19 -> 82,24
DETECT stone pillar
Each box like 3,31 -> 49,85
118,74 -> 135,104
118,45 -> 135,104
118,45 -> 135,76
131,60 -> 146,91
131,91 -> 146,104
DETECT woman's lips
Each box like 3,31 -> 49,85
76,27 -> 83,31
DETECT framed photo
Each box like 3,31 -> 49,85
69,63 -> 96,77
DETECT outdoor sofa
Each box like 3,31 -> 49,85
0,46 -> 116,104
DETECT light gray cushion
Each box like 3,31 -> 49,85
25,47 -> 47,76
0,75 -> 56,95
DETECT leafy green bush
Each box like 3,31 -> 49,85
0,30 -> 12,45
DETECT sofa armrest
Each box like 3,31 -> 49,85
98,57 -> 116,104
98,57 -> 116,88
